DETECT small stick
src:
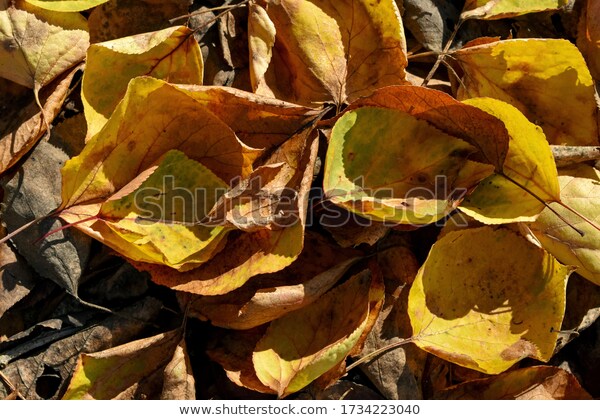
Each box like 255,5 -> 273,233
551,145 -> 600,167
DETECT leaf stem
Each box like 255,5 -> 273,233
498,173 -> 585,237
345,337 -> 414,372
0,214 -> 50,246
171,0 -> 250,24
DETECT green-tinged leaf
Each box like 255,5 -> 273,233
459,98 -> 560,223
529,165 -> 600,285
25,0 -> 109,12
324,106 -> 492,225
252,270 -> 375,397
408,226 -> 571,374
63,330 -> 194,400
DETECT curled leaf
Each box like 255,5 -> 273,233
462,0 -> 569,20
529,165 -> 600,286
324,106 -> 493,225
248,0 -> 407,106
252,269 -> 379,397
408,226 -> 571,374
83,26 -> 203,138
459,97 -> 560,223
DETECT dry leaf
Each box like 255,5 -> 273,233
24,0 -> 109,11
462,0 -> 568,20
435,366 -> 591,399
63,330 -> 194,400
253,269 -> 379,397
82,26 -> 203,139
577,0 -> 600,81
248,0 -> 407,106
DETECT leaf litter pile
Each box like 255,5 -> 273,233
1,0 -> 600,400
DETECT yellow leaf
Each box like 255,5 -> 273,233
577,0 -> 600,81
454,38 -> 599,146
459,98 -> 560,223
82,26 -> 203,139
529,165 -> 600,285
61,77 -> 257,211
25,0 -> 109,12
408,226 -> 571,374
252,270 -> 376,397
462,0 -> 568,20
248,0 -> 407,106
324,106 -> 493,225
129,128 -> 319,295
98,150 -> 230,270
63,330 -> 194,400
0,0 -> 89,90
436,366 -> 591,399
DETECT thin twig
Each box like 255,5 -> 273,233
422,18 -> 464,87
345,337 -> 414,372
170,0 -> 250,24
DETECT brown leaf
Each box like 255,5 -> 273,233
0,243 -> 37,319
184,232 -> 362,329
435,366 -> 591,399
0,65 -> 81,175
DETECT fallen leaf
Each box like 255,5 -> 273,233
88,0 -> 191,43
185,232 -> 362,329
252,269 -> 377,398
346,86 -> 510,171
248,0 -> 407,106
459,97 -> 560,223
0,297 -> 162,399
462,0 -> 568,20
1,141 -> 92,297
24,0 -> 109,11
63,330 -> 194,400
403,0 -> 461,52
453,38 -> 599,146
98,150 -> 230,270
130,124 -> 319,295
0,64 -> 81,175
435,366 -> 591,399
59,77 -> 260,270
176,84 -> 320,150
358,245 -> 427,399
82,26 -> 203,139
207,327 -> 274,395
408,226 -> 571,374
0,0 -> 88,90
577,0 -> 600,83
323,106 -> 493,225
0,243 -> 38,319
528,164 -> 600,285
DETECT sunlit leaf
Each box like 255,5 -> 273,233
63,330 -> 194,400
253,269 -> 379,397
462,0 -> 568,20
408,226 -> 571,374
324,106 -> 493,225
459,98 -> 560,223
0,0 -> 89,90
82,26 -> 203,139
454,38 -> 599,146
248,0 -> 407,106
529,165 -> 600,286
24,0 -> 109,12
